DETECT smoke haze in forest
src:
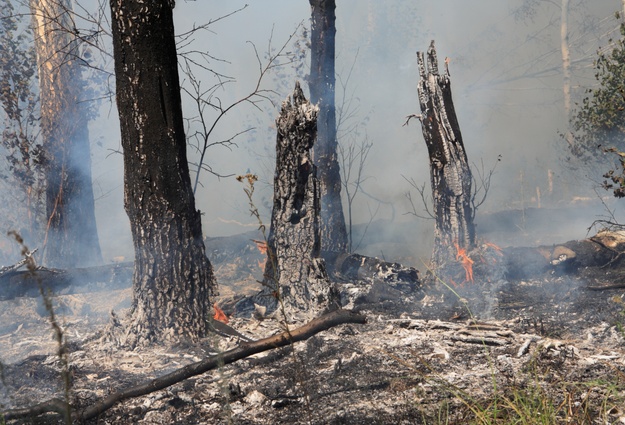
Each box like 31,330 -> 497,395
4,0 -> 622,263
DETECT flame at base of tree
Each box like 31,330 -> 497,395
483,242 -> 503,256
438,240 -> 504,287
213,303 -> 229,324
454,241 -> 474,283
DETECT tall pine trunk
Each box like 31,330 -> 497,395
417,42 -> 475,268
110,0 -> 217,346
309,0 -> 348,259
30,0 -> 101,267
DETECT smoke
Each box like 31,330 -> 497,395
12,0 -> 619,263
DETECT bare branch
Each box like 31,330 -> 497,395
352,202 -> 381,253
180,22 -> 304,193
470,155 -> 501,215
339,136 -> 373,252
175,4 -> 249,44
402,176 -> 435,220
403,113 -> 422,127
335,49 -> 362,140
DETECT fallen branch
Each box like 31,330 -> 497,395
0,248 -> 38,276
586,283 -> 625,290
2,309 -> 367,422
0,262 -> 133,301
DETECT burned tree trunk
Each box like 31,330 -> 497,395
30,0 -> 102,268
308,0 -> 348,258
263,82 -> 339,320
417,41 -> 475,268
110,0 -> 217,346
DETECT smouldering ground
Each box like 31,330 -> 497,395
1,261 -> 625,424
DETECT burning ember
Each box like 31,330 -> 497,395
253,239 -> 268,271
252,239 -> 268,255
213,303 -> 229,324
454,241 -> 474,283
482,241 -> 503,256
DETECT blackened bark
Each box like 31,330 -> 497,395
417,41 -> 476,268
309,0 -> 348,257
30,0 -> 102,268
110,0 -> 216,345
264,82 -> 339,319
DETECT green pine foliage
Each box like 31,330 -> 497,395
0,1 -> 45,245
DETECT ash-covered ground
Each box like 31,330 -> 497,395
1,210 -> 625,424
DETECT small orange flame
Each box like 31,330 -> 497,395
213,303 -> 229,324
454,241 -> 474,283
252,239 -> 268,255
449,278 -> 462,288
483,241 -> 503,256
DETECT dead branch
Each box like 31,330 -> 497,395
402,176 -> 435,220
470,156 -> 500,213
402,113 -> 422,126
0,248 -> 38,276
1,309 -> 366,422
182,23 -> 303,192
586,282 -> 625,290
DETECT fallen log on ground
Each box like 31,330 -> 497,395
440,230 -> 625,283
229,252 -> 423,317
334,253 -> 420,285
0,262 -> 133,301
1,309 -> 367,423
500,230 -> 625,279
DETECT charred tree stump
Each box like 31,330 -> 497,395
416,41 -> 476,269
263,82 -> 339,320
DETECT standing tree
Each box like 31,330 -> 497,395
29,0 -> 102,268
414,41 -> 475,268
515,0 -> 575,148
110,0 -> 217,346
308,0 -> 348,259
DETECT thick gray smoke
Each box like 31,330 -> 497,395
33,0 -> 625,263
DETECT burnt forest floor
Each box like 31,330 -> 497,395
1,230 -> 625,424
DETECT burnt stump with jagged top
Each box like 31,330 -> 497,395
257,82 -> 339,320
